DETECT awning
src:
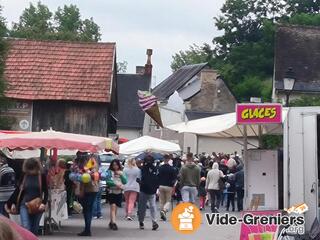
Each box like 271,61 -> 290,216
166,109 -> 288,138
0,130 -> 119,153
119,136 -> 181,155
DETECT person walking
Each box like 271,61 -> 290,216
93,156 -> 103,219
179,153 -> 201,203
64,161 -> 75,216
158,155 -> 177,221
106,159 -> 127,230
72,152 -> 99,236
226,170 -> 236,211
198,167 -> 207,211
7,158 -> 48,235
0,154 -> 15,217
206,162 -> 224,213
137,155 -> 159,231
123,159 -> 141,221
235,165 -> 244,212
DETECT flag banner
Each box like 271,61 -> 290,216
138,90 -> 163,128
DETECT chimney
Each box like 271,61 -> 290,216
144,49 -> 153,76
136,66 -> 145,75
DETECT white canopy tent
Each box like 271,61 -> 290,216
119,136 -> 181,155
167,109 -> 288,138
166,108 -> 287,157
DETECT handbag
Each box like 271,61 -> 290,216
25,174 -> 44,215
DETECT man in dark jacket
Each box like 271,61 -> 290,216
235,165 -> 244,211
137,156 -> 159,230
158,155 -> 177,221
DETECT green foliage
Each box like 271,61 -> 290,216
286,0 -> 320,14
287,13 -> 320,25
290,96 -> 320,107
10,2 -> 101,42
0,6 -> 12,129
261,135 -> 283,149
10,2 -> 53,39
170,44 -> 214,71
170,0 -> 320,102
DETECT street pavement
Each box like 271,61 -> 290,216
40,203 -> 241,240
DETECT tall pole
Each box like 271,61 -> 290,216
258,125 -> 263,148
243,125 -> 248,208
285,93 -> 289,107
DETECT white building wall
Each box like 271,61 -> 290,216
117,128 -> 142,140
198,136 -> 259,155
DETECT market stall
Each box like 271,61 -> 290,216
119,135 -> 181,155
0,129 -> 119,234
167,105 -> 287,206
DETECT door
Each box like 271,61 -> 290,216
247,150 -> 278,209
302,114 -> 318,228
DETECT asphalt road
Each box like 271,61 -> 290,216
40,203 -> 241,240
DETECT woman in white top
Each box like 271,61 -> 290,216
123,159 -> 141,220
205,162 -> 225,213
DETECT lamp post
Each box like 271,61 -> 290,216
283,67 -> 296,107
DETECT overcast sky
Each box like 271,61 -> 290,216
1,0 -> 225,86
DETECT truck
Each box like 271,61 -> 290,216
283,107 -> 320,230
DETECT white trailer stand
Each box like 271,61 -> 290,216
283,107 -> 320,230
246,149 -> 279,210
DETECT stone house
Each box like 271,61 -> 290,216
143,63 -> 241,154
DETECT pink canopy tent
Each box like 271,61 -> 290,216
0,130 -> 119,153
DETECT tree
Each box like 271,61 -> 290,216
10,2 -> 53,39
0,6 -> 14,129
286,0 -> 320,14
214,0 -> 285,56
10,2 -> 101,42
170,0 -> 320,102
170,44 -> 214,71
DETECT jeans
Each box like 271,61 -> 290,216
208,189 -> 221,213
227,192 -> 235,211
236,188 -> 244,211
124,191 -> 138,217
181,186 -> 198,203
0,201 -> 5,215
138,192 -> 157,223
79,192 -> 97,233
93,188 -> 102,218
20,204 -> 43,235
159,186 -> 173,212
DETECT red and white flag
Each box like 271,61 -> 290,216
137,90 -> 163,128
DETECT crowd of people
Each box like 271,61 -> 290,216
0,150 -> 244,238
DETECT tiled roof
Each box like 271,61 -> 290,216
4,39 -> 116,102
152,63 -> 208,101
274,25 -> 320,92
117,73 -> 151,128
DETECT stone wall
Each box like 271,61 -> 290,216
188,69 -> 237,113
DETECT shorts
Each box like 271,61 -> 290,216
107,193 -> 123,207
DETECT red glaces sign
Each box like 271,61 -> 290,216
236,104 -> 282,124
